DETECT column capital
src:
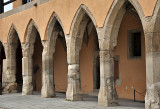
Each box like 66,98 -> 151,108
21,43 -> 34,58
42,40 -> 54,56
99,50 -> 114,63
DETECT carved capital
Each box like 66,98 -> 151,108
42,40 -> 54,56
100,50 -> 114,63
21,43 -> 34,57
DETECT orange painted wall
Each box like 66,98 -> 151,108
33,34 -> 43,91
80,30 -> 94,94
2,0 -> 157,43
114,12 -> 146,101
54,39 -> 68,92
13,0 -> 22,8
1,0 -> 114,43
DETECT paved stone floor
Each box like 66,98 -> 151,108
0,92 -> 144,109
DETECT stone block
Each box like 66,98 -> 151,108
22,57 -> 32,76
22,75 -> 33,95
41,74 -> 55,98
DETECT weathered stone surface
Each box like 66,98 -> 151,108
22,57 -> 32,76
66,64 -> 82,101
41,74 -> 55,98
145,52 -> 160,109
22,75 -> 33,95
98,50 -> 118,106
21,43 -> 34,95
2,43 -> 17,93
145,89 -> 160,109
41,42 -> 55,98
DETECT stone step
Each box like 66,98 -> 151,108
88,89 -> 99,96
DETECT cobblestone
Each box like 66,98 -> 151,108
0,92 -> 144,109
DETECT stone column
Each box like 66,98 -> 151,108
2,43 -> 18,93
98,50 -> 118,106
21,43 -> 34,95
41,41 -> 55,98
66,64 -> 82,101
145,31 -> 160,109
66,36 -> 82,101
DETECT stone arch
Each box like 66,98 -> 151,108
66,4 -> 100,101
97,0 -> 146,106
45,12 -> 66,54
2,24 -> 23,93
25,19 -> 41,44
8,24 -> 21,44
68,4 -> 98,64
146,0 -> 160,52
70,4 -> 97,37
101,0 -> 145,51
22,19 -> 43,95
41,12 -> 67,97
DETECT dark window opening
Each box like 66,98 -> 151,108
22,0 -> 31,5
128,31 -> 141,58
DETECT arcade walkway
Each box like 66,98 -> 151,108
0,92 -> 144,109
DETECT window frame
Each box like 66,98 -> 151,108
127,29 -> 142,60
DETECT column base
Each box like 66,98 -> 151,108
66,93 -> 83,101
41,86 -> 56,98
66,84 -> 83,101
22,86 -> 33,95
2,82 -> 18,94
98,87 -> 119,106
66,64 -> 83,101
145,89 -> 160,109
41,73 -> 55,98
22,76 -> 33,95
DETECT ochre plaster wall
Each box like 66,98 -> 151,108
54,39 -> 68,92
1,0 -> 157,43
13,0 -> 22,8
114,12 -> 146,101
0,0 -> 114,43
138,0 -> 157,16
80,30 -> 94,94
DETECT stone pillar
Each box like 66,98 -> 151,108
66,36 -> 82,101
2,43 -> 18,93
145,32 -> 160,109
41,41 -> 55,98
98,50 -> 118,106
21,43 -> 34,95
66,64 -> 82,101
8,44 -> 17,83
